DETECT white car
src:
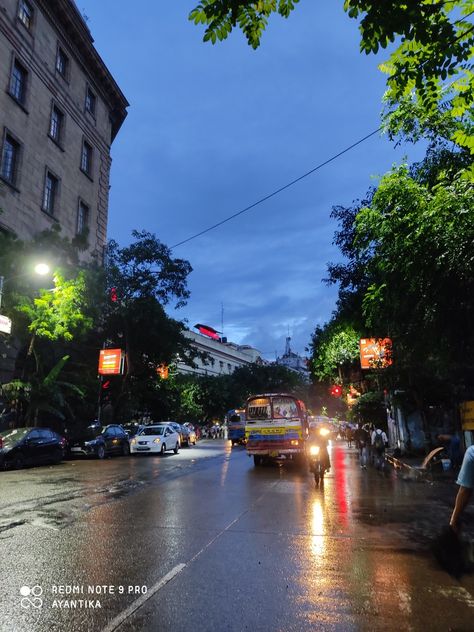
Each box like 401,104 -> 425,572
130,425 -> 180,455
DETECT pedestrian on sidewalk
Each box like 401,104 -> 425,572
371,426 -> 388,469
450,445 -> 474,532
431,445 -> 474,578
355,423 -> 370,468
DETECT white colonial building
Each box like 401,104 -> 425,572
177,330 -> 264,377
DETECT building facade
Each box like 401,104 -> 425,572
177,330 -> 264,377
0,0 -> 128,259
275,337 -> 310,382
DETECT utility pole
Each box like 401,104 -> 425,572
0,276 -> 4,310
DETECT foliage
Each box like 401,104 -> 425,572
106,230 -> 192,309
100,232 -> 195,419
325,153 -> 474,408
189,0 -> 300,49
2,356 -> 84,426
309,320 -> 361,381
349,390 -> 386,426
18,272 -> 92,344
127,363 -> 309,424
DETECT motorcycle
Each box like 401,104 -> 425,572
308,427 -> 331,485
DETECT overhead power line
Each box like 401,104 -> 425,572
171,126 -> 383,249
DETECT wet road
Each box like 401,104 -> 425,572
1,440 -> 473,632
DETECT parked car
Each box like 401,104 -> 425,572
0,427 -> 66,470
122,422 -> 145,439
68,423 -> 130,459
130,425 -> 180,455
183,423 -> 197,446
164,421 -> 186,445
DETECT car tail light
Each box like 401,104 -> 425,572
0,437 -> 3,449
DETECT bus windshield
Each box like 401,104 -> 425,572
247,396 -> 301,421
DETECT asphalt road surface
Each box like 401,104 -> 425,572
1,440 -> 473,632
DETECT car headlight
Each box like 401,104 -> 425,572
153,438 -> 161,444
309,445 -> 320,456
84,440 -> 96,446
131,438 -> 137,445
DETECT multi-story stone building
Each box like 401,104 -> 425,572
0,0 -> 128,259
177,329 -> 265,377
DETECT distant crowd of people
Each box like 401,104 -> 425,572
200,424 -> 227,439
342,422 -> 389,470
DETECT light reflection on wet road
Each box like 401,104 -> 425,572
1,441 -> 473,631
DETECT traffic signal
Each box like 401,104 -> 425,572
330,384 -> 342,398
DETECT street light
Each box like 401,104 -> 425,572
0,263 -> 51,310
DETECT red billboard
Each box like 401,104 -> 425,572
359,338 -> 392,370
98,349 -> 123,375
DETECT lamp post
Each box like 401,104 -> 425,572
0,263 -> 50,310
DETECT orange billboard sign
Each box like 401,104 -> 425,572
359,338 -> 392,370
98,348 -> 123,375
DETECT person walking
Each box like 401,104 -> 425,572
371,426 -> 388,469
355,424 -> 370,469
450,445 -> 474,532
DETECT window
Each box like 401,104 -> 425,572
85,87 -> 96,116
1,134 -> 20,185
18,0 -> 33,29
80,140 -> 93,176
9,59 -> 27,104
56,46 -> 69,78
77,200 -> 89,235
42,171 -> 58,214
49,104 -> 64,143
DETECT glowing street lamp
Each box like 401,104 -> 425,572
0,262 -> 51,310
34,263 -> 50,276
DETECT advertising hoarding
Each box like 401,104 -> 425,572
359,338 -> 392,370
98,349 -> 123,375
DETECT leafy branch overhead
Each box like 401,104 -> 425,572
189,0 -> 300,48
189,0 -> 474,155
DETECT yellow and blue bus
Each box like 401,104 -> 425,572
245,393 -> 308,466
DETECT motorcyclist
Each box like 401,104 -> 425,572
308,425 -> 331,472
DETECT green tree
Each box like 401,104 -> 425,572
101,231 -> 195,420
349,390 -> 386,427
2,355 -> 84,426
17,272 -> 92,372
324,150 -> 474,422
309,320 -> 361,382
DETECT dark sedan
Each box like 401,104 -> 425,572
0,427 -> 66,470
68,424 -> 130,459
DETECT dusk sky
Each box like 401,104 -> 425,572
79,1 -> 425,360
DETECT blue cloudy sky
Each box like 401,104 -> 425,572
79,1 -> 425,360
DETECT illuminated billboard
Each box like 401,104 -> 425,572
98,349 -> 124,375
194,323 -> 221,340
359,338 -> 392,370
